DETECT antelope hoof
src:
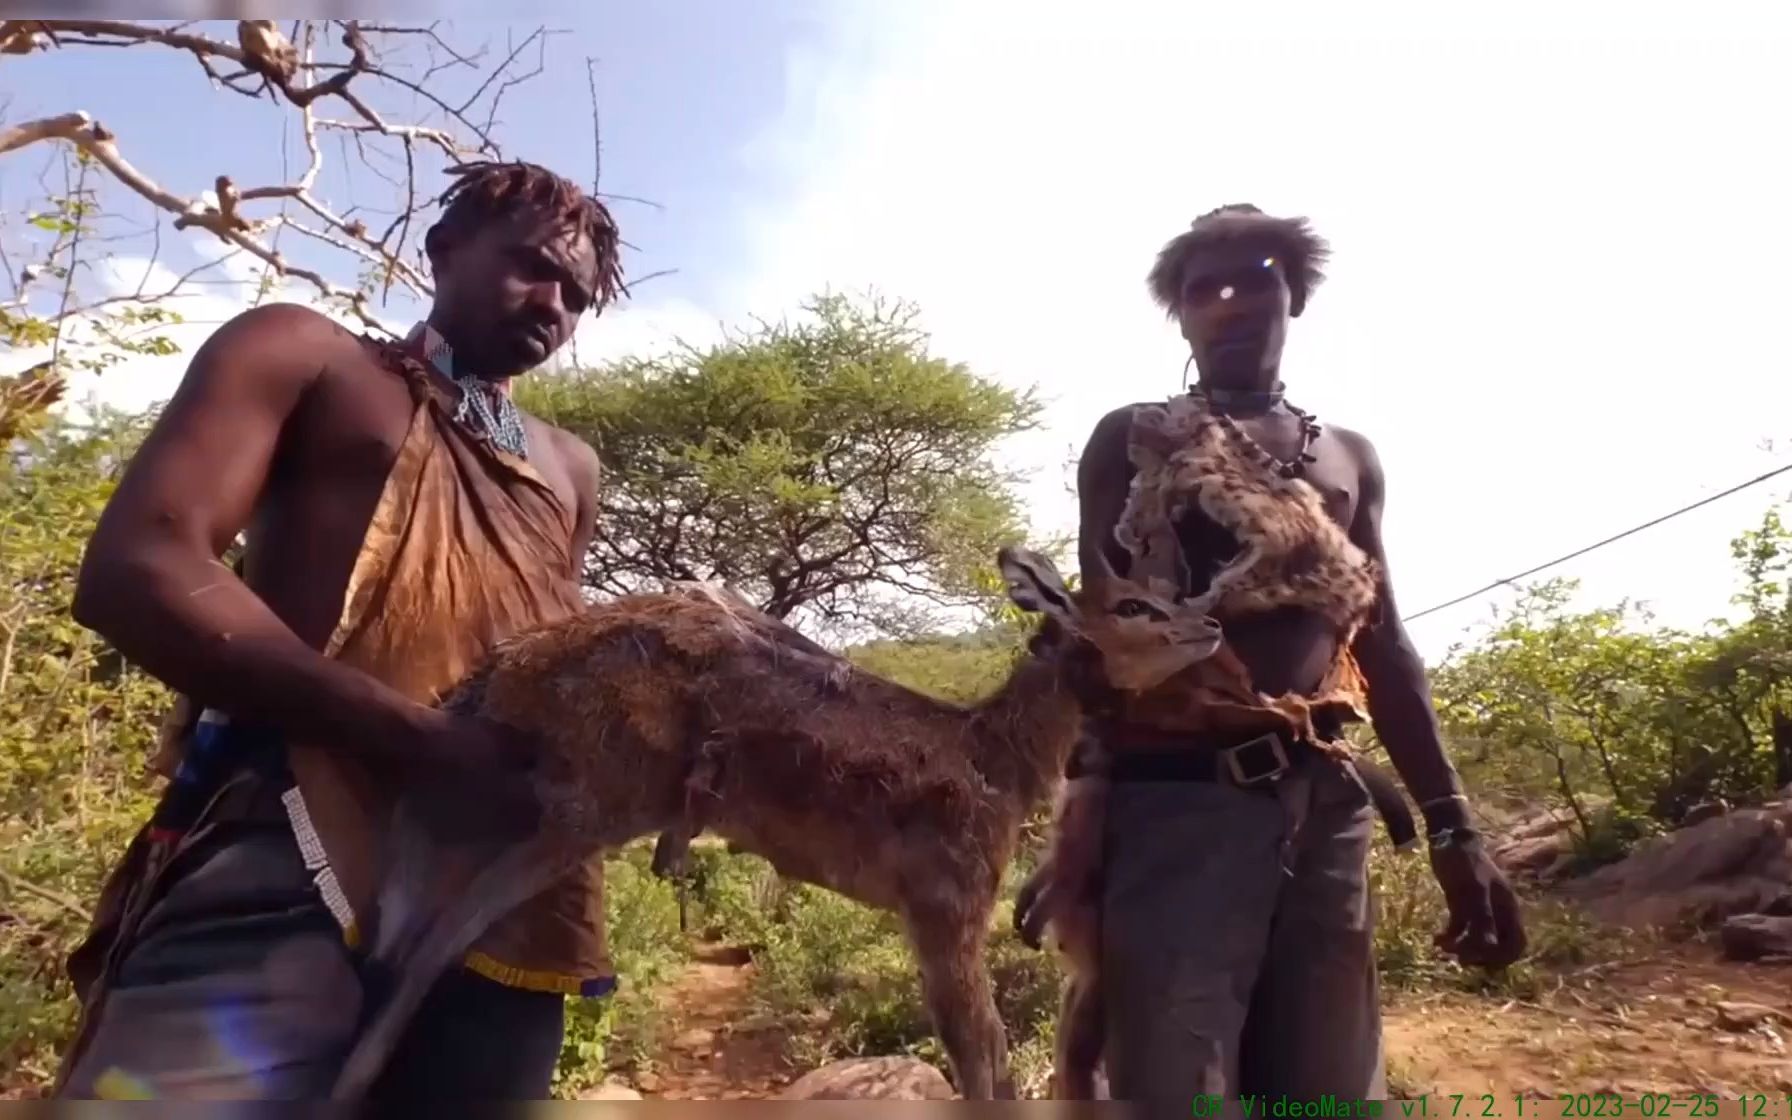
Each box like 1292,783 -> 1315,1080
1014,874 -> 1054,951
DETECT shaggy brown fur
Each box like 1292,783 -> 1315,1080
1146,203 -> 1331,318
327,547 -> 1229,1102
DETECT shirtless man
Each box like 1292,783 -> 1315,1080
53,161 -> 624,1099
1063,205 -> 1525,1103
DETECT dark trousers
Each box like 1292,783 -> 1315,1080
53,814 -> 566,1100
1099,757 -> 1386,1107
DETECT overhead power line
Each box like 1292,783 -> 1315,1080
1400,460 -> 1792,624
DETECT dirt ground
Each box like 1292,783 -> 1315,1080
634,940 -> 1791,1101
628,942 -> 800,1100
1383,947 -> 1790,1099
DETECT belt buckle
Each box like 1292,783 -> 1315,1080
1221,732 -> 1291,788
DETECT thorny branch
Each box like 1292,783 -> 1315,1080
0,19 -> 559,342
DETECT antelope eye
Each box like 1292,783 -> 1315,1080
1114,598 -> 1161,619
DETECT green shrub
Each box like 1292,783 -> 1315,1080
551,840 -> 692,1097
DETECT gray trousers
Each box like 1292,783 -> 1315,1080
1100,757 -> 1385,1106
54,812 -> 566,1100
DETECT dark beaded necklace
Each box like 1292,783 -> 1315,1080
1189,382 -> 1323,479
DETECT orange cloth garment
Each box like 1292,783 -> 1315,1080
279,335 -> 610,995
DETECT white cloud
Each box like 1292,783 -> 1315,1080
36,255 -> 351,421
725,0 -> 1792,659
552,294 -> 730,373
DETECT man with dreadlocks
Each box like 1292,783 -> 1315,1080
1022,205 -> 1526,1104
54,161 -> 627,1099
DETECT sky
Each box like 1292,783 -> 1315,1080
7,2 -> 1792,663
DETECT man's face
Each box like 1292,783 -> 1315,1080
429,207 -> 599,381
1176,241 -> 1292,388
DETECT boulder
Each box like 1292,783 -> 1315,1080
580,1081 -> 644,1100
777,1057 -> 956,1100
1489,807 -> 1581,881
1681,801 -> 1729,827
1565,801 -> 1792,930
1719,913 -> 1792,962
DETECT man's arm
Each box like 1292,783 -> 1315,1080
1342,427 -> 1526,968
1075,405 -> 1138,590
560,431 -> 602,581
72,303 -> 449,766
1337,429 -> 1468,829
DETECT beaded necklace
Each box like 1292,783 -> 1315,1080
405,321 -> 530,460
1188,380 -> 1322,480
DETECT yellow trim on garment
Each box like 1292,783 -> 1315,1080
461,949 -> 598,996
338,918 -> 601,995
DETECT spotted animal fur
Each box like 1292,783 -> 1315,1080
1114,393 -> 1380,638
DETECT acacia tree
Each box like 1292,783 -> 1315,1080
0,18 -> 610,436
521,292 -> 1051,638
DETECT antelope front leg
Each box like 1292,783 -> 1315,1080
903,903 -> 1011,1100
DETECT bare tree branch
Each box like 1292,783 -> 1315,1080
1,18 -> 562,359
586,55 -> 602,193
4,111 -> 383,330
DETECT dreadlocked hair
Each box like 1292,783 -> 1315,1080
1146,203 -> 1331,318
431,160 -> 627,310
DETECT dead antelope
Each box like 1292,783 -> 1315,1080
327,546 -> 1226,1101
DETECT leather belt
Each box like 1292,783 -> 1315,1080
1104,727 -> 1418,850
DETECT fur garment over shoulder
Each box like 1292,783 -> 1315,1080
1106,393 -> 1382,734
1114,393 -> 1380,634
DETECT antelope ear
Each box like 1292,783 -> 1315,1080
996,546 -> 1077,625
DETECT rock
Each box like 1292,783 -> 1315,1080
1720,913 -> 1792,962
674,1026 -> 716,1053
776,1056 -> 956,1100
1491,808 -> 1581,881
1682,801 -> 1729,827
581,1081 -> 644,1100
1566,801 -> 1792,930
634,1071 -> 663,1093
1714,1000 -> 1788,1031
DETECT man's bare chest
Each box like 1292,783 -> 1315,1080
1156,406 -> 1362,531
245,353 -> 578,645
281,354 -> 579,511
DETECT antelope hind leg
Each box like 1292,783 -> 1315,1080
329,831 -> 578,1101
1038,770 -> 1109,1098
1049,943 -> 1105,1099
905,904 -> 1011,1100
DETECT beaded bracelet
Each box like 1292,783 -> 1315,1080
1427,825 -> 1481,851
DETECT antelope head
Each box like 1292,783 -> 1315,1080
996,546 -> 1225,698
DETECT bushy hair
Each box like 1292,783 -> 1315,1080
1146,204 -> 1330,317
429,160 -> 626,310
